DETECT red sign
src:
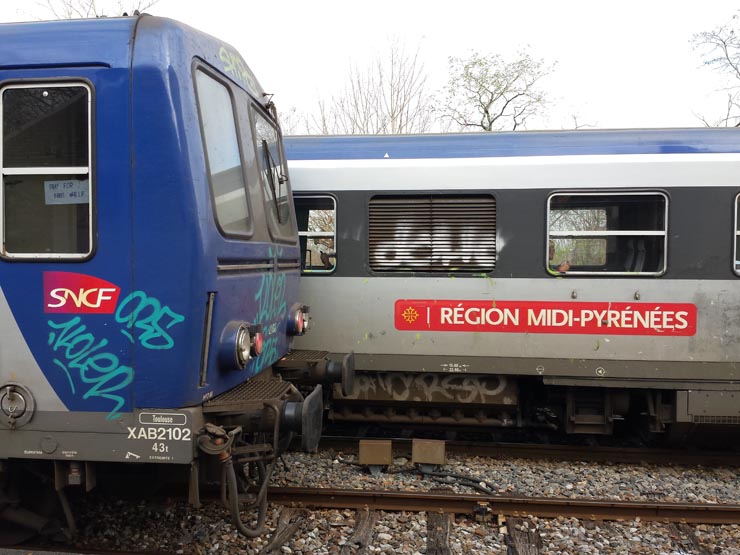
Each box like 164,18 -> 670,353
394,299 -> 697,336
44,272 -> 121,314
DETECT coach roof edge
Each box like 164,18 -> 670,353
284,128 -> 740,160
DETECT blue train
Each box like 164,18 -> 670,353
0,15 -> 350,539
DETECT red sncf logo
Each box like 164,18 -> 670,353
44,272 -> 121,314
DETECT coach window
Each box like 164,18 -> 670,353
251,107 -> 296,242
195,70 -> 251,236
295,196 -> 336,273
547,192 -> 667,276
1,83 -> 92,258
735,193 -> 740,274
369,195 -> 496,272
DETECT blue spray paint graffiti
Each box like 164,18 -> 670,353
48,317 -> 133,420
47,290 -> 185,419
254,254 -> 287,371
114,291 -> 185,350
254,273 -> 286,371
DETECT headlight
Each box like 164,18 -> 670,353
287,304 -> 309,336
236,325 -> 251,368
219,321 -> 261,370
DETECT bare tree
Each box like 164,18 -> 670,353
309,40 -> 434,135
694,92 -> 740,127
549,207 -> 608,266
693,13 -> 740,127
278,106 -> 310,135
439,50 -> 552,131
311,100 -> 333,135
306,208 -> 334,252
40,0 -> 158,19
569,115 -> 597,130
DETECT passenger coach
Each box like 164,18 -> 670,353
286,130 -> 740,438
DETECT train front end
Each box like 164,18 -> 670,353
0,15 -> 324,539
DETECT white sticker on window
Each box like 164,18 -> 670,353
44,180 -> 89,205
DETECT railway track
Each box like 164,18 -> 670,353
316,435 -> 740,467
267,486 -> 740,524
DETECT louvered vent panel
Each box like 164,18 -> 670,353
369,196 -> 496,272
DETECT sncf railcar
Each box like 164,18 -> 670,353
0,15 -> 348,539
286,130 -> 740,439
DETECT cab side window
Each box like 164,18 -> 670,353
1,83 -> 92,258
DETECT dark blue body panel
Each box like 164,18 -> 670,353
0,16 -> 299,420
0,18 -> 135,69
0,18 -> 135,419
284,129 -> 740,160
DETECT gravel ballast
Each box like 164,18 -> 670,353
66,448 -> 740,554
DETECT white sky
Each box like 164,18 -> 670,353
0,0 -> 738,130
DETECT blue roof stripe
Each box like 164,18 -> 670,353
284,129 -> 740,160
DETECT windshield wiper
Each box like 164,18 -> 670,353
262,139 -> 287,223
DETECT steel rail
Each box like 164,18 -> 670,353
315,436 -> 740,467
267,487 -> 740,524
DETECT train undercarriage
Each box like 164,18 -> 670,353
327,371 -> 740,440
0,351 -> 354,543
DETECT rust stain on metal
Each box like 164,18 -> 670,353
266,487 -> 740,525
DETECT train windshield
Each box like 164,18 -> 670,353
252,108 -> 295,242
1,84 -> 92,258
194,69 -> 251,236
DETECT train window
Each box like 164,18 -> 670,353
1,83 -> 92,258
194,70 -> 251,236
295,196 -> 336,273
735,193 -> 740,274
251,107 -> 296,243
547,192 -> 667,276
369,195 -> 496,273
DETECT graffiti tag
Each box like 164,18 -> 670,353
371,223 -> 493,270
45,281 -> 184,419
48,317 -> 133,420
114,291 -> 185,350
253,269 -> 286,371
343,373 -> 510,404
219,46 -> 259,94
